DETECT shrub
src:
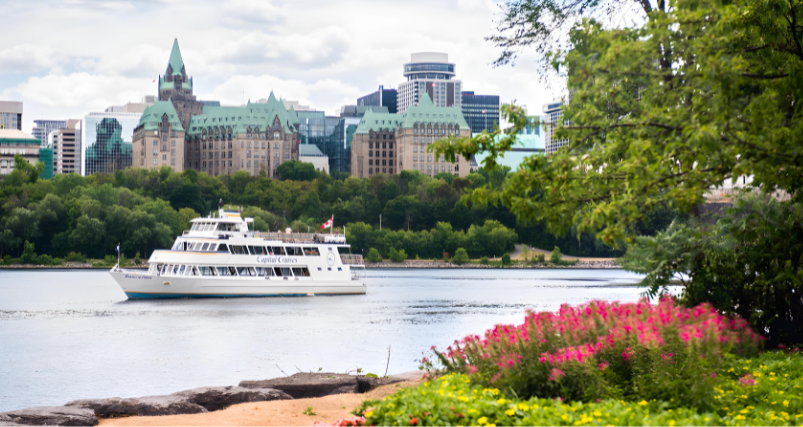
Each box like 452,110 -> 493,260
366,248 -> 381,262
501,253 -> 511,265
479,256 -> 489,265
389,247 -> 408,263
357,350 -> 803,427
434,298 -> 763,409
453,248 -> 469,265
65,252 -> 88,263
134,252 -> 141,265
536,253 -> 546,263
550,246 -> 563,264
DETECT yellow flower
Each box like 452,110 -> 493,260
638,400 -> 648,406
458,396 -> 468,402
487,424 -> 496,427
468,409 -> 478,414
704,417 -> 710,422
735,415 -> 746,420
477,416 -> 488,425
783,400 -> 789,407
496,398 -> 506,405
772,401 -> 777,405
770,371 -> 775,376
740,395 -> 748,399
505,408 -> 516,416
364,411 -> 374,418
517,403 -> 530,411
594,411 -> 602,417
779,391 -> 784,395
740,409 -> 748,414
668,420 -> 675,426
561,414 -> 569,421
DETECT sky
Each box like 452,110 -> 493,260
0,0 -> 562,134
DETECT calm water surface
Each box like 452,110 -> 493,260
0,268 -> 649,411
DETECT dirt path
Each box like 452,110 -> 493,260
511,244 -> 617,262
99,380 -> 422,427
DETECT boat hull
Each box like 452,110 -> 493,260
110,269 -> 367,299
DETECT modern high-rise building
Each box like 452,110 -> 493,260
32,120 -> 66,147
81,112 -> 140,175
183,92 -> 299,178
475,116 -> 545,171
0,129 -> 46,177
397,53 -> 462,114
351,93 -> 471,178
297,110 -> 340,173
461,92 -> 500,134
50,119 -> 82,175
0,101 -> 23,131
543,100 -> 568,154
357,86 -> 398,114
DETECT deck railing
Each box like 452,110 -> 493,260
340,254 -> 364,265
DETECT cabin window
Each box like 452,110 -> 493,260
199,266 -> 215,276
286,246 -> 303,256
172,265 -> 180,275
218,244 -> 229,253
292,267 -> 310,277
237,267 -> 253,276
208,244 -> 218,251
248,246 -> 265,255
273,267 -> 283,276
173,242 -> 182,250
216,266 -> 232,276
270,247 -> 286,255
231,245 -> 248,255
280,267 -> 292,276
178,265 -> 186,275
303,247 -> 320,256
200,243 -> 209,251
256,267 -> 274,276
337,267 -> 342,271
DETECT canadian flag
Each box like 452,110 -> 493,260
482,110 -> 487,114
321,217 -> 333,230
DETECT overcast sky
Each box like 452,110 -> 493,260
1,0 -> 562,133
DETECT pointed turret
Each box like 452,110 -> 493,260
166,38 -> 185,76
418,92 -> 434,106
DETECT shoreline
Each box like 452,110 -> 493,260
0,260 -> 621,270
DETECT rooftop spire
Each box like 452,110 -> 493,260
166,38 -> 185,76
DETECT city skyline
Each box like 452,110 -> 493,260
0,0 -> 558,134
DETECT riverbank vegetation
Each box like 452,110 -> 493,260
347,299 -> 802,426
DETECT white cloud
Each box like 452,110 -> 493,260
215,27 -> 350,69
219,0 -> 285,27
0,45 -> 61,73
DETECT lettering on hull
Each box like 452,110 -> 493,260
255,256 -> 299,264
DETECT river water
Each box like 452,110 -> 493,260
0,268 -> 649,412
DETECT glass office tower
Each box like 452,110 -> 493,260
81,112 -> 140,175
461,92 -> 501,134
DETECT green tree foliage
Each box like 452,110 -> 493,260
389,247 -> 408,263
501,253 -> 512,266
550,246 -> 562,264
277,160 -> 321,181
453,248 -> 470,265
366,248 -> 382,262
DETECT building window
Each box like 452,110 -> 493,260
163,154 -> 167,161
369,159 -> 373,166
171,158 -> 176,166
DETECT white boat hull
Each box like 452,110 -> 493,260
110,269 -> 367,299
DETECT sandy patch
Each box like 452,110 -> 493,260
99,380 -> 422,427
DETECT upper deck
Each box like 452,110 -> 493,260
183,208 -> 347,244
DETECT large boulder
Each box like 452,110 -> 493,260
0,406 -> 98,426
239,373 -> 403,399
173,386 -> 292,411
65,395 -> 207,418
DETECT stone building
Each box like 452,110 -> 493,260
351,93 -> 470,178
184,92 -> 299,177
132,101 -> 186,171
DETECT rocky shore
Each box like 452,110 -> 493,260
366,259 -> 621,269
0,372 -> 416,426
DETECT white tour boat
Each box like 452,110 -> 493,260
109,208 -> 366,299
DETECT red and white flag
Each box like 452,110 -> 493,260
321,217 -> 333,230
482,110 -> 487,114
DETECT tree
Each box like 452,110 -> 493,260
366,248 -> 382,262
550,246 -> 563,264
437,0 -> 803,245
501,253 -> 512,266
389,247 -> 408,263
278,160 -> 321,181
453,248 -> 469,265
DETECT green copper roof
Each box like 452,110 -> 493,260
138,100 -> 185,132
354,111 -> 403,134
288,106 -> 300,126
354,93 -> 468,134
186,91 -> 297,137
401,93 -> 468,129
166,39 -> 185,76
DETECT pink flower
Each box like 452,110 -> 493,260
598,361 -> 609,370
467,365 -> 478,374
739,375 -> 756,386
548,368 -> 565,381
710,373 -> 717,378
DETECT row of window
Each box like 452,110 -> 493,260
368,159 -> 393,166
173,240 -> 324,257
368,142 -> 393,149
150,264 -> 314,277
190,222 -> 240,232
414,163 -> 454,172
414,127 -> 457,135
413,155 -> 446,162
368,168 -> 394,175
368,150 -> 393,158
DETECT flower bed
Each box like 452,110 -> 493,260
357,351 -> 803,426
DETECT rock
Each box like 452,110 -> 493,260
65,395 -> 207,418
239,373 -> 403,398
0,406 -> 98,426
172,386 -> 292,412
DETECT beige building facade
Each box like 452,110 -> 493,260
133,101 -> 186,171
351,93 -> 470,179
51,119 -> 82,175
